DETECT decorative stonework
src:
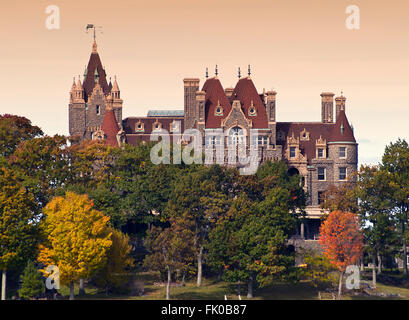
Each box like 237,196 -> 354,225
248,101 -> 257,116
214,100 -> 223,116
300,128 -> 310,141
152,120 -> 162,131
315,135 -> 327,158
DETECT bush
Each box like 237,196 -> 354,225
300,253 -> 337,289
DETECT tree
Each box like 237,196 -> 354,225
0,114 -> 43,158
357,165 -> 397,286
37,192 -> 112,300
143,213 -> 195,299
166,165 -> 232,287
301,253 -> 337,289
93,227 -> 134,295
321,177 -> 359,213
18,260 -> 45,299
381,139 -> 409,276
0,167 -> 39,300
319,210 -> 363,299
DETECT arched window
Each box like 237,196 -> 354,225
228,126 -> 245,146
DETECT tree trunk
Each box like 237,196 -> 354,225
247,275 -> 254,299
360,256 -> 364,272
372,254 -> 377,288
1,270 -> 6,301
337,271 -> 343,300
166,269 -> 171,300
69,281 -> 75,300
237,280 -> 241,296
79,279 -> 85,296
197,245 -> 203,287
402,215 -> 408,277
377,252 -> 382,275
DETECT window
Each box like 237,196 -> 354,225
339,147 -> 346,158
289,147 -> 296,158
339,167 -> 347,180
318,167 -> 326,181
318,148 -> 324,158
206,136 -> 221,147
258,136 -> 268,146
96,105 -> 100,115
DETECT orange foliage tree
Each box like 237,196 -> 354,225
318,210 -> 363,299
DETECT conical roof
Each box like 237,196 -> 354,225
329,109 -> 356,143
101,109 -> 120,147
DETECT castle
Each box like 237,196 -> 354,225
69,40 -> 358,241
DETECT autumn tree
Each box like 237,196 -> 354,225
92,227 -> 134,295
0,167 -> 39,300
38,192 -> 112,300
319,210 -> 363,299
381,139 -> 409,276
0,114 -> 43,158
143,213 -> 195,300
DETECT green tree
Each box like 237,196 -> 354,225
18,260 -> 45,299
143,213 -> 195,300
0,167 -> 39,300
381,139 -> 409,276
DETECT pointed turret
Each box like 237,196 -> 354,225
101,106 -> 120,147
82,40 -> 110,101
329,108 -> 356,143
111,76 -> 120,99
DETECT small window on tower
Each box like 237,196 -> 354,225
339,147 -> 347,159
318,148 -> 324,158
290,147 -> 296,158
96,105 -> 100,115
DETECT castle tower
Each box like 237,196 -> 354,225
68,39 -> 123,141
335,95 -> 346,121
183,78 -> 200,129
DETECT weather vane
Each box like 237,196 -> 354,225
86,24 -> 103,41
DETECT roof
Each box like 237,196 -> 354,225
202,77 -> 232,128
329,109 -> 356,143
276,122 -> 334,164
101,109 -> 120,147
147,110 -> 184,117
230,77 -> 268,128
82,43 -> 110,101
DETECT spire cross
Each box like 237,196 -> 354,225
238,67 -> 241,78
248,65 -> 251,76
215,65 -> 218,76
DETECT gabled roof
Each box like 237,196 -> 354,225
230,77 -> 268,128
329,109 -> 356,143
202,77 -> 232,128
101,109 -> 120,147
83,42 -> 110,101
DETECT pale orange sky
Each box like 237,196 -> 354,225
1,0 -> 408,164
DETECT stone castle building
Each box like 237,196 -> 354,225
69,40 -> 358,242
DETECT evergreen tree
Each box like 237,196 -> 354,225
18,260 -> 45,300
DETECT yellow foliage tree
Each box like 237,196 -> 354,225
92,227 -> 134,295
38,192 -> 112,299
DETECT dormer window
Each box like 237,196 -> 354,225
135,121 -> 144,132
248,101 -> 257,116
300,128 -> 310,141
152,121 -> 162,131
290,147 -> 296,158
214,101 -> 223,116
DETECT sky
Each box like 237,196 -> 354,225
0,0 -> 408,165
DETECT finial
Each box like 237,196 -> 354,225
215,65 -> 218,76
248,65 -> 251,76
238,67 -> 241,78
341,90 -> 344,97
205,67 -> 208,79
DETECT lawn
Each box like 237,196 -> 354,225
54,271 -> 409,300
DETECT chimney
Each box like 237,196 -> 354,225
183,78 -> 200,129
320,92 -> 334,123
335,95 -> 346,120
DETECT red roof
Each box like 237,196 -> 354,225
329,109 -> 356,143
101,109 -> 120,147
83,51 -> 110,101
230,77 -> 269,129
202,77 -> 232,128
276,122 -> 334,164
